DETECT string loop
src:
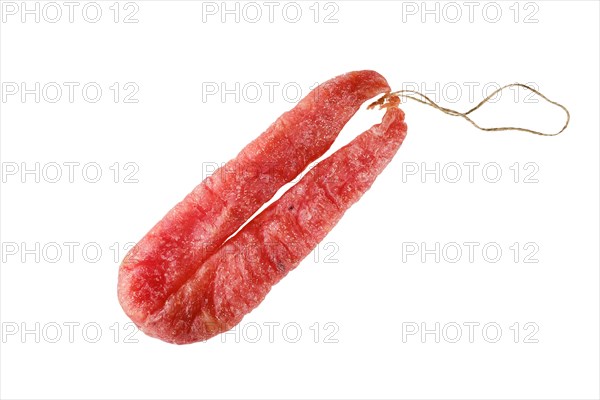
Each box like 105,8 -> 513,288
368,83 -> 570,136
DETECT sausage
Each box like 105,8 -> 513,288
143,106 -> 407,344
118,71 -> 391,328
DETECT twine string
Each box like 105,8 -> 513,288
368,83 -> 570,137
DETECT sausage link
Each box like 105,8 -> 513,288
118,71 -> 390,325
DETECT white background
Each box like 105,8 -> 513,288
1,1 -> 598,399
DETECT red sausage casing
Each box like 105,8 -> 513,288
118,71 -> 390,330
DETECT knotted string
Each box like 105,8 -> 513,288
368,83 -> 570,137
